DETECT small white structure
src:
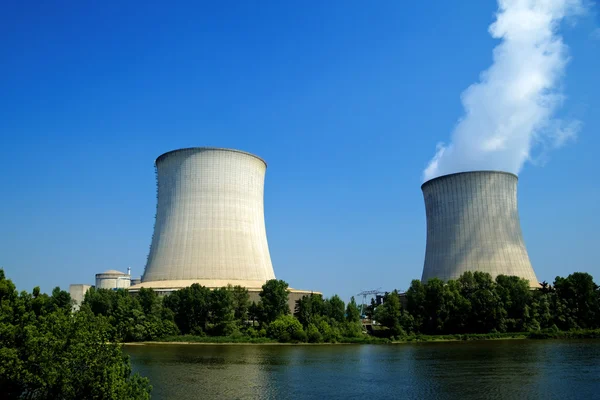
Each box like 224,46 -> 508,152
69,284 -> 92,311
95,269 -> 131,290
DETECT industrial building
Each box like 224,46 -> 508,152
68,268 -> 139,309
421,171 -> 539,287
69,284 -> 92,311
129,147 -> 316,308
95,269 -> 131,290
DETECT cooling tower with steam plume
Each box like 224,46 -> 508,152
419,0 -> 583,286
421,171 -> 539,287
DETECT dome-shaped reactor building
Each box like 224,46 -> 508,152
421,171 -> 539,287
136,147 -> 275,290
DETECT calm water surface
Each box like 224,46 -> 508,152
126,340 -> 600,400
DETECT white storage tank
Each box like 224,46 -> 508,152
95,269 -> 131,290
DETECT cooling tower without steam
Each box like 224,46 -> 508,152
140,147 -> 275,289
421,171 -> 539,287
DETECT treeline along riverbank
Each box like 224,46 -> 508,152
80,270 -> 600,343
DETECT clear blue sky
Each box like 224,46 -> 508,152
1,1 -> 599,302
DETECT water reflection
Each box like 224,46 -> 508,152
125,340 -> 600,400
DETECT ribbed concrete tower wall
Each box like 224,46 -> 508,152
421,171 -> 538,286
142,147 -> 275,289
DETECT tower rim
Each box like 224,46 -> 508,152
155,147 -> 267,167
421,170 -> 518,190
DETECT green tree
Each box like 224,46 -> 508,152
0,269 -> 151,399
259,279 -> 290,324
374,290 -> 403,336
210,287 -> 234,322
30,286 -> 51,316
326,295 -> 346,323
423,278 -> 446,333
210,287 -> 236,335
440,280 -> 470,333
316,318 -> 341,343
294,294 -> 324,327
248,301 -> 262,327
345,296 -> 361,323
163,284 -> 211,334
399,308 -> 416,333
553,272 -> 599,329
50,286 -> 72,312
531,290 -> 552,329
495,275 -> 533,331
457,271 -> 504,333
137,288 -> 160,316
82,286 -> 115,316
406,280 -> 426,331
365,298 -> 376,320
83,287 -> 178,341
306,323 -> 323,343
229,285 -> 250,324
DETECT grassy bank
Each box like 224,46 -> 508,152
156,335 -> 276,344
527,329 -> 600,339
393,332 -> 528,343
124,329 -> 600,345
394,329 -> 600,343
125,334 -> 391,345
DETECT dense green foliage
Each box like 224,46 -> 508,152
81,279 -> 366,344
83,287 -> 179,341
79,271 -> 600,344
374,271 -> 600,337
345,296 -> 361,323
267,315 -> 307,342
0,270 -> 151,400
292,293 -> 364,343
258,280 -> 290,323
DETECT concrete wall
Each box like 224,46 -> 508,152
143,148 -> 275,288
421,171 -> 538,286
69,284 -> 91,311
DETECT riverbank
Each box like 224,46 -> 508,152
124,335 -> 390,345
527,329 -> 600,339
121,329 -> 600,346
393,332 -> 528,343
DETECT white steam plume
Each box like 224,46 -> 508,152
423,0 -> 584,182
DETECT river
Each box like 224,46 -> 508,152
126,340 -> 600,399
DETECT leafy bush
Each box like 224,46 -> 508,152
306,323 -> 323,343
267,315 -> 307,342
316,319 -> 341,343
341,321 -> 364,338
